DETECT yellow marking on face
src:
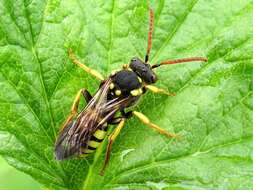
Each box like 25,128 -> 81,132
110,83 -> 115,89
88,141 -> 100,148
94,130 -> 107,140
115,90 -> 121,96
138,77 -> 142,83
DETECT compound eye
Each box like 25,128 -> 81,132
150,75 -> 157,83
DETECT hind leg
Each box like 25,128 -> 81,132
100,119 -> 126,175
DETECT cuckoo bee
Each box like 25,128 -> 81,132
55,7 -> 207,175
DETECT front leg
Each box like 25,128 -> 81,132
145,85 -> 175,96
68,49 -> 104,81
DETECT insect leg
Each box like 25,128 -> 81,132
121,109 -> 133,119
68,49 -> 104,81
132,111 -> 179,138
59,89 -> 90,132
145,7 -> 154,63
109,108 -> 133,125
145,85 -> 175,96
108,117 -> 124,125
100,118 -> 126,176
82,89 -> 92,103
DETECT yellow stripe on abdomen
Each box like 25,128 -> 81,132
80,124 -> 108,156
93,129 -> 107,140
88,140 -> 101,148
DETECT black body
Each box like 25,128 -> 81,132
111,70 -> 141,95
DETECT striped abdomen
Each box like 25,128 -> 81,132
81,123 -> 108,156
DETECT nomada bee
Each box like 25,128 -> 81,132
55,6 -> 207,175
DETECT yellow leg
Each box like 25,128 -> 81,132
59,89 -> 84,133
68,49 -> 104,81
145,85 -> 175,96
132,111 -> 178,138
100,119 -> 126,176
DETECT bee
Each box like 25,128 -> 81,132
55,6 -> 207,175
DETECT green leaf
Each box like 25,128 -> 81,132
0,0 -> 253,190
0,156 -> 41,190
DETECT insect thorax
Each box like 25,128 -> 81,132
109,70 -> 143,97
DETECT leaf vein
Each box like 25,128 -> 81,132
110,135 -> 253,183
151,0 -> 200,62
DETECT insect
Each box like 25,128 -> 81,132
54,6 -> 207,175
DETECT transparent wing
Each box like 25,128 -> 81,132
54,79 -> 132,159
